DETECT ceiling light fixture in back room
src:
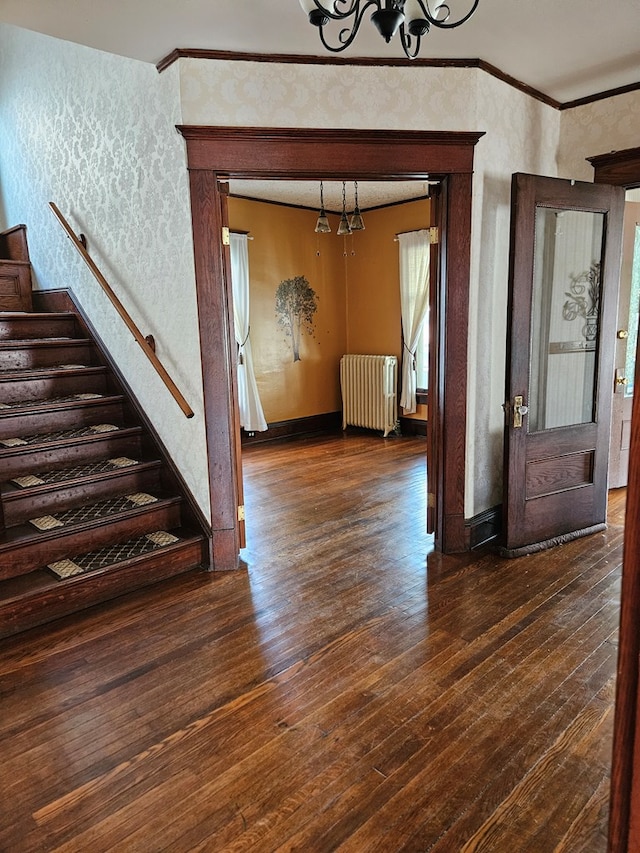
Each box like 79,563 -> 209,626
299,0 -> 480,60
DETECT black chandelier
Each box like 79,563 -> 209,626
299,0 -> 480,59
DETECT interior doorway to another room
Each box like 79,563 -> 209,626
179,126 -> 483,562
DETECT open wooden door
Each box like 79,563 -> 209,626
502,173 -> 624,556
219,181 -> 246,549
609,199 -> 640,488
426,184 -> 442,536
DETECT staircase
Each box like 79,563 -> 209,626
0,309 -> 208,639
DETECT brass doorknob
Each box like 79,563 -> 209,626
618,330 -> 629,339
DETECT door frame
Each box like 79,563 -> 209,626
178,126 -> 484,562
588,146 -> 640,853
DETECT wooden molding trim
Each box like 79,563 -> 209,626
180,126 -> 480,555
587,145 -> 640,853
399,416 -> 427,437
158,47 -> 639,110
560,80 -> 640,111
241,412 -> 341,445
0,224 -> 30,263
178,126 -> 484,179
588,146 -> 640,186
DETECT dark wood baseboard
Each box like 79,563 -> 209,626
241,412 -> 342,445
466,504 -> 502,549
399,417 -> 427,437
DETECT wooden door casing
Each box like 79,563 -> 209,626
588,145 -> 640,853
179,127 -> 483,556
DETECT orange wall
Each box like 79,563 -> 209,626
345,199 -> 431,420
229,195 -> 431,424
345,198 -> 430,358
229,197 -> 346,422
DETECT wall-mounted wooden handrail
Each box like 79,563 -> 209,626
49,202 -> 194,419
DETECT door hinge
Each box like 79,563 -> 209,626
222,226 -> 230,246
237,504 -> 245,522
428,226 -> 439,244
427,492 -> 436,509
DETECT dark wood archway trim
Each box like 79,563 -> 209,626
588,145 -> 640,853
179,126 -> 484,559
589,146 -> 640,188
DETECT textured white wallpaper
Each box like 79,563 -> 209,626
559,91 -> 640,181
0,24 -> 210,516
2,22 -> 636,522
180,57 -> 563,516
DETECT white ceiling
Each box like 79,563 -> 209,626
1,0 -> 639,104
1,1 -> 638,210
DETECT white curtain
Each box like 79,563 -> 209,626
398,229 -> 431,413
229,233 -> 267,432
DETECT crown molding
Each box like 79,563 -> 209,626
157,47 -> 639,112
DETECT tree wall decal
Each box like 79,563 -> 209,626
275,275 -> 318,362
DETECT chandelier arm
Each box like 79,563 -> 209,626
425,0 -> 480,29
398,24 -> 422,59
316,0 -> 380,52
310,0 -> 366,22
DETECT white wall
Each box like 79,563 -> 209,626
0,25 -> 210,515
558,91 -> 640,180
3,24 -> 635,523
180,56 -> 562,516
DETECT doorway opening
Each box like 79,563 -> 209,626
178,125 -> 484,566
226,178 -> 436,554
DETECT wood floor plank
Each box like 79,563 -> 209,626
0,434 -> 624,852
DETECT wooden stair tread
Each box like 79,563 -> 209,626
0,421 -> 129,449
0,391 -> 108,411
0,337 -> 91,347
1,455 -> 157,493
0,492 -> 181,545
0,528 -> 203,600
0,363 -> 95,376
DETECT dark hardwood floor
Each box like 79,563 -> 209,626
0,433 -> 623,851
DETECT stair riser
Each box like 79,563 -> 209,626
0,501 -> 183,578
0,399 -> 125,440
0,430 -> 143,481
0,316 -> 78,340
0,539 -> 205,639
3,465 -> 163,527
0,370 -> 109,404
0,343 -> 97,371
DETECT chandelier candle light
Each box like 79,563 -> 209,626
315,181 -> 332,233
299,0 -> 480,59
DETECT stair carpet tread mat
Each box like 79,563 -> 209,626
0,392 -> 103,410
29,492 -> 159,531
46,531 -> 181,579
0,363 -> 87,375
0,422 -> 120,448
8,456 -> 140,489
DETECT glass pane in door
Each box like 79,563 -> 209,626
529,207 -> 605,432
624,225 -> 640,397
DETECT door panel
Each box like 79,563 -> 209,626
503,173 -> 625,555
219,181 -> 246,548
609,200 -> 640,488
